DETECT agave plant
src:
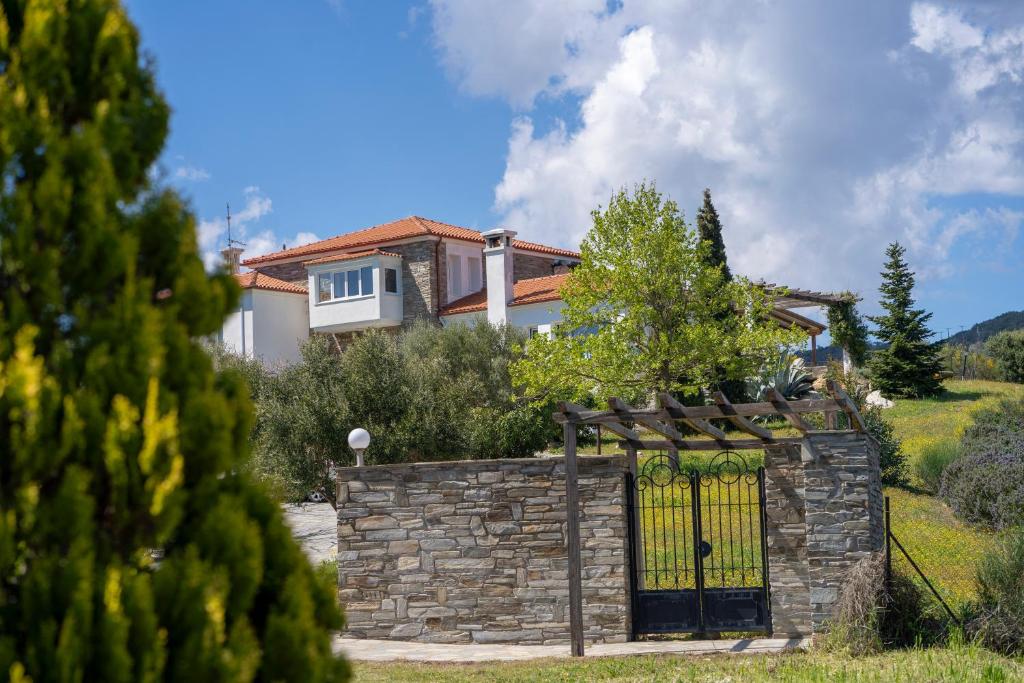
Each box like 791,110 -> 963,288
746,352 -> 816,402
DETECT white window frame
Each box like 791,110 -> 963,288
316,264 -> 376,304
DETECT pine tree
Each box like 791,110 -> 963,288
0,3 -> 349,681
696,188 -> 731,280
866,243 -> 944,398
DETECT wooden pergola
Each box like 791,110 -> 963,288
551,380 -> 866,656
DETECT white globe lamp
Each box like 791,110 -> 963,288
348,428 -> 371,467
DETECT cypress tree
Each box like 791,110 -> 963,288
694,188 -> 745,399
0,2 -> 348,681
866,243 -> 944,398
696,188 -> 731,280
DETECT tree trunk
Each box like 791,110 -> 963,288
842,347 -> 853,373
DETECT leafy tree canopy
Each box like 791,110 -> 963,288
985,330 -> 1024,384
866,242 -> 944,398
225,323 -> 553,508
512,182 -> 804,402
0,2 -> 347,680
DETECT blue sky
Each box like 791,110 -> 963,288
125,1 -> 1023,341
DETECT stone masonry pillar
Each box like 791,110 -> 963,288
762,432 -> 883,636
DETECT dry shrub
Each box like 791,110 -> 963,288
822,553 -> 940,654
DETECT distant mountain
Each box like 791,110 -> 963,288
946,311 -> 1024,347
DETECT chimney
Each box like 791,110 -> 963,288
482,228 -> 516,325
221,245 -> 244,274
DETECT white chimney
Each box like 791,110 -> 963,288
483,228 -> 516,325
221,245 -> 244,274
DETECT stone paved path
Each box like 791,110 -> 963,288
282,502 -> 336,565
333,636 -> 810,663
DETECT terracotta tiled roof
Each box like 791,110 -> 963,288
241,216 -> 580,266
440,273 -> 569,316
304,249 -> 402,266
233,271 -> 307,295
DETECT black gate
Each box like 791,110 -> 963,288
626,451 -> 771,635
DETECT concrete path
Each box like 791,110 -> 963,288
333,636 -> 810,663
281,502 -> 336,565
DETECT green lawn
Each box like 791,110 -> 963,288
881,379 -> 1021,610
885,379 -> 1024,486
352,645 -> 1024,682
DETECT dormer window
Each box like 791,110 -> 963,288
319,265 -> 374,301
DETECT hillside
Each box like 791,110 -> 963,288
946,310 -> 1024,347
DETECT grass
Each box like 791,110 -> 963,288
885,487 -> 995,610
352,644 -> 1024,682
885,379 -> 1024,488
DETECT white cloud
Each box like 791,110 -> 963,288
173,165 -> 211,182
430,1 -> 1024,302
198,186 -> 288,270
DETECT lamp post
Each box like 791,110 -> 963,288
348,428 -> 371,467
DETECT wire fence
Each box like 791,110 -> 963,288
885,496 -> 992,620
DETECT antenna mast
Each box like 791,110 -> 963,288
226,202 -> 246,249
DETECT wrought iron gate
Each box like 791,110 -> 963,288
626,451 -> 771,635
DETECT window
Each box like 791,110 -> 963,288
447,254 -> 462,300
318,273 -> 332,303
528,326 -> 539,338
316,265 -> 378,302
385,267 -> 398,293
468,257 -> 481,292
360,266 -> 373,295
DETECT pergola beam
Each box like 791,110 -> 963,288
826,379 -> 867,432
766,388 -> 814,433
552,398 -> 843,424
657,393 -> 728,440
712,391 -> 773,440
617,437 -> 803,451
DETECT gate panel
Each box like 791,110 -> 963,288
628,451 -> 771,636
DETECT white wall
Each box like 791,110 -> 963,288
252,289 -> 309,366
219,289 -> 308,367
441,299 -> 565,333
220,290 -> 255,357
307,255 -> 403,333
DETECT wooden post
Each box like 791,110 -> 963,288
563,421 -> 585,657
811,334 -> 818,365
596,424 -> 602,455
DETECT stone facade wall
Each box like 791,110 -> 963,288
336,456 -> 630,645
801,432 -> 884,629
763,443 -> 811,636
762,432 -> 884,635
255,260 -> 308,285
513,252 -> 558,282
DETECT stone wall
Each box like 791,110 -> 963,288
762,432 -> 884,635
255,260 -> 308,285
763,443 -> 811,636
801,432 -> 884,629
513,252 -> 559,282
336,456 -> 630,645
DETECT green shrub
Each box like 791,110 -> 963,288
985,330 -> 1024,383
864,406 -> 910,487
960,397 -> 1024,458
248,323 -> 555,504
0,2 -> 348,679
969,529 -> 1024,655
915,440 -> 961,493
940,397 -> 1024,529
940,453 -> 1024,530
